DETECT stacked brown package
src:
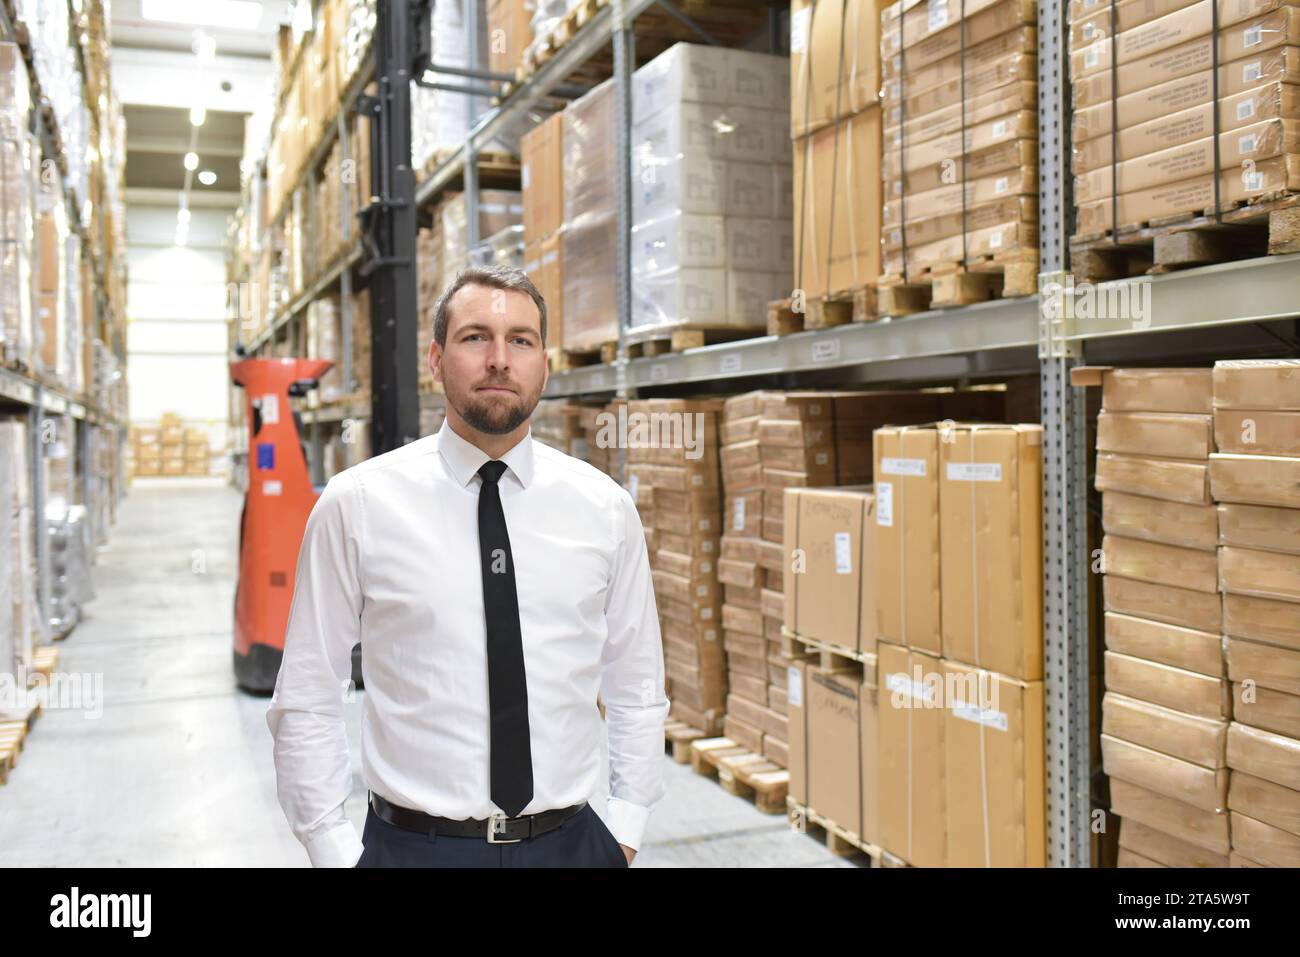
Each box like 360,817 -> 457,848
1089,367 -> 1234,867
879,0 -> 1039,285
629,399 -> 726,734
1209,359 -> 1300,868
530,399 -> 585,458
1069,0 -> 1300,238
575,400 -> 625,479
521,113 -> 565,353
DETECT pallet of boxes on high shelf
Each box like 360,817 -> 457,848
1068,0 -> 1300,281
787,0 -> 883,331
875,0 -> 1039,313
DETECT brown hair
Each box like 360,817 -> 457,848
433,265 -> 547,348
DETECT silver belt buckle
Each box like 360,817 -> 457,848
486,811 -> 522,844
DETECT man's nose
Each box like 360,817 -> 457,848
485,336 -> 510,371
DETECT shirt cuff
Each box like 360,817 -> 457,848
304,818 -> 365,868
604,797 -> 652,852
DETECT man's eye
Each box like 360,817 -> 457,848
512,337 -> 532,346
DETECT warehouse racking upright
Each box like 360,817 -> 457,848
229,0 -> 1300,866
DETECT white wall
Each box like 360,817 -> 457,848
125,205 -> 232,452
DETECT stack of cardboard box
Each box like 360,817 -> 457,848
878,0 -> 1038,290
869,421 -> 1046,866
486,0 -> 532,77
183,427 -> 209,477
1210,359 -> 1300,868
529,399 -> 585,458
1069,0 -> 1300,238
791,0 -> 882,304
0,417 -> 40,698
131,423 -> 161,478
1087,368 -> 1232,866
521,112 -> 565,352
632,398 -> 726,734
718,392 -> 786,763
561,80 -> 618,353
159,413 -> 186,476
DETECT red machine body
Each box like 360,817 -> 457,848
230,357 -> 333,693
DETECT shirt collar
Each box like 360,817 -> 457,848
436,418 -> 535,489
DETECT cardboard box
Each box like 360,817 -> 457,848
725,491 -> 763,538
1104,611 -> 1225,677
1103,492 -> 1218,550
1103,692 -> 1228,768
1078,154 -> 1300,233
1096,412 -> 1214,460
881,110 -> 1037,179
1230,811 -> 1300,866
724,712 -> 764,752
877,642 -> 946,867
1102,534 -> 1219,593
940,425 -> 1043,680
1220,546 -> 1300,603
1102,734 -> 1229,811
881,26 -> 1037,103
1210,452 -> 1300,508
1214,358 -> 1300,410
1105,572 -> 1224,632
1096,452 -> 1210,505
874,427 -> 940,653
1095,367 -> 1214,412
942,660 -> 1045,867
859,660 -> 880,847
790,0 -> 879,136
1105,651 -> 1231,720
1073,53 -> 1300,142
884,0 -> 1035,75
764,734 -> 789,767
1228,770 -> 1300,836
1215,409 -> 1300,455
1118,816 -> 1229,867
1109,777 -> 1230,853
884,139 -> 1038,199
1230,850 -> 1267,866
792,107 -> 882,299
1228,720 -> 1300,792
883,167 -> 1037,231
804,666 -> 864,836
783,487 -> 875,653
1223,592 -> 1300,647
1232,681 -> 1300,738
883,195 -> 1036,252
1069,0 -> 1202,46
1117,848 -> 1166,866
486,0 -> 531,78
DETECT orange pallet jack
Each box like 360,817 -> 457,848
230,357 -> 334,694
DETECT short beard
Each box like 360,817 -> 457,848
457,392 -> 535,435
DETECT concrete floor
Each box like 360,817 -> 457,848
0,478 -> 852,867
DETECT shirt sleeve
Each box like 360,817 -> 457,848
265,472 -> 366,868
599,488 -> 670,851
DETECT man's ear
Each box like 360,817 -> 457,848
429,339 -> 442,382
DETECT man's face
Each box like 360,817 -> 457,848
430,283 -> 548,436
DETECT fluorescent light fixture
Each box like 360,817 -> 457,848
198,169 -> 217,186
140,0 -> 261,31
177,208 -> 191,224
183,151 -> 199,171
190,105 -> 206,126
194,34 -> 217,62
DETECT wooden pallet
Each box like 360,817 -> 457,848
663,719 -> 707,763
787,800 -> 908,865
30,646 -> 59,683
624,324 -> 766,355
780,628 -> 866,671
767,286 -> 878,336
0,705 -> 39,787
1070,193 -> 1300,283
549,345 -> 605,373
689,737 -> 789,814
879,249 -> 1039,314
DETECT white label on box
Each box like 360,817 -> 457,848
952,699 -> 1009,732
262,480 -> 283,496
791,6 -> 810,53
733,497 -> 746,531
1243,61 -> 1263,82
992,119 -> 1008,138
1237,99 -> 1255,121
927,0 -> 949,32
698,518 -> 712,532
1245,170 -> 1265,191
834,532 -> 852,574
815,451 -> 829,466
261,393 -> 280,424
521,164 -> 530,190
650,363 -> 668,382
1238,132 -> 1258,155
704,628 -> 717,642
696,584 -> 709,597
700,607 -> 713,620
1082,22 -> 1097,40
881,457 -> 926,476
988,232 -> 1003,249
702,539 -> 714,553
702,561 -> 712,574
947,462 -> 1003,482
788,666 -> 803,707
876,481 -> 894,527
995,176 -> 1009,193
1084,48 -> 1099,69
628,475 -> 639,501
691,474 -> 704,487
1244,25 -> 1263,47
720,353 -> 742,374
811,338 -> 841,362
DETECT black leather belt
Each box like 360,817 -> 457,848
370,792 -> 585,843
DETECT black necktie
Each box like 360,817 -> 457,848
476,460 -> 534,817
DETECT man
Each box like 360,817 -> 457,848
267,265 -> 669,867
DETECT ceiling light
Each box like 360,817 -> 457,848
198,169 -> 217,186
183,152 -> 199,171
177,208 -> 191,224
141,0 -> 261,31
194,34 -> 217,62
190,105 -> 206,126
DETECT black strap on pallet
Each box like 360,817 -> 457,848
1210,0 -> 1223,223
1109,0 -> 1119,246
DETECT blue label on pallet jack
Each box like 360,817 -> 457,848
256,442 -> 275,470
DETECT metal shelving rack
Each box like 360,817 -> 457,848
0,2 -> 127,639
235,1 -> 1300,863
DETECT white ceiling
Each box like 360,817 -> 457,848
110,0 -> 294,58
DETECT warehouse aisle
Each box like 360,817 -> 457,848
0,479 -> 849,868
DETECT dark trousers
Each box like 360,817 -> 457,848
355,802 -> 631,868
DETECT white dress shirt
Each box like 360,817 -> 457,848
266,420 -> 669,867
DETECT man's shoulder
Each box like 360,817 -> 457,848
331,434 -> 440,487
